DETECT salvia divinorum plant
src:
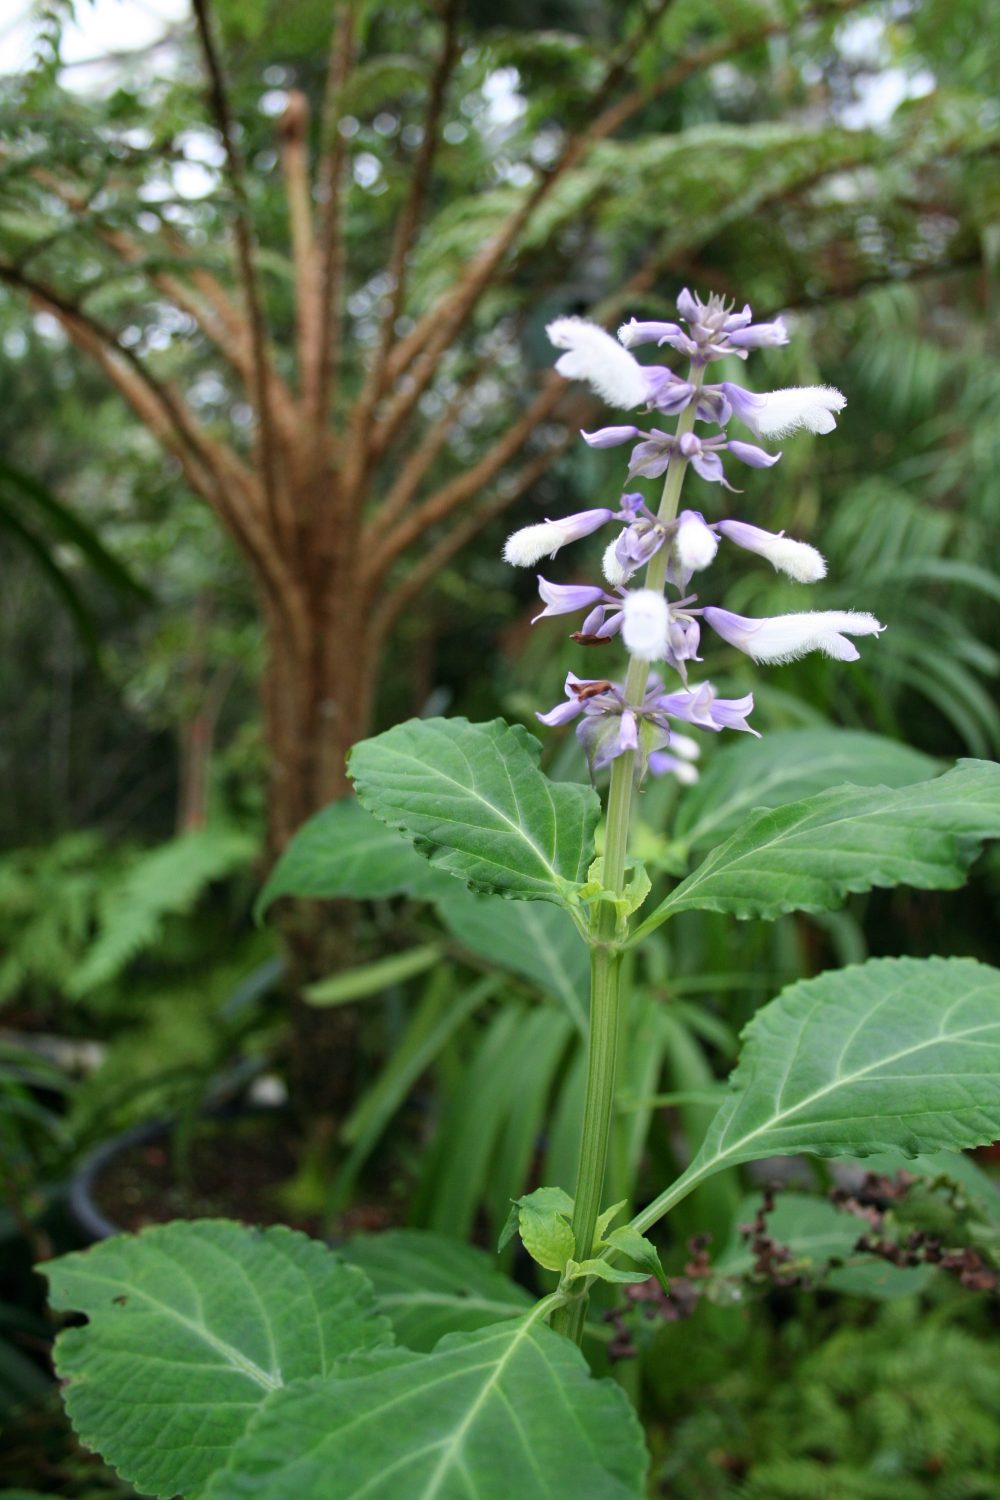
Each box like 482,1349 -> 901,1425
38,290 -> 1000,1497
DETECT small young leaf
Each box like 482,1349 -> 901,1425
633,759 -> 1000,936
43,1220 -> 391,1499
592,1199 -> 627,1249
518,1185 -> 575,1216
348,717 -> 601,904
497,1202 -> 521,1255
603,1225 -> 667,1286
502,1187 -> 577,1272
520,1204 -> 577,1274
567,1258 -> 651,1286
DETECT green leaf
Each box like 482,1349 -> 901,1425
579,855 -> 652,933
674,728 -> 939,852
602,1226 -> 666,1286
343,1231 -> 532,1351
499,1188 -> 576,1270
592,1200 -> 627,1248
256,797 -> 453,918
43,1220 -> 391,1499
567,1258 -> 650,1286
204,1316 -> 648,1500
304,943 -> 444,1006
646,958 -> 1000,1220
348,717 -> 600,904
435,889 -> 589,1029
633,759 -> 1000,936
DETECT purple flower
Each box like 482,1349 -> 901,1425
617,319 -> 683,349
627,432 -> 674,479
726,440 -> 781,469
727,318 -> 789,350
536,672 -> 609,726
644,369 -> 696,413
651,681 -> 758,735
581,425 -> 641,448
532,577 -> 608,622
603,519 -> 667,586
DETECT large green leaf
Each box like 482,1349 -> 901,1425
348,717 -> 600,904
257,797 -> 454,917
674,728 -> 939,852
633,958 -> 1000,1237
44,1220 -> 391,1499
436,889 -> 590,1029
344,1231 -> 532,1351
204,1315 -> 648,1500
633,759 -> 1000,935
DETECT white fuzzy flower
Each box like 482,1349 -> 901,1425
724,383 -> 846,439
716,520 -> 827,583
602,536 -> 631,587
675,511 -> 719,574
704,607 -> 884,664
547,317 -> 651,409
622,589 -> 669,661
502,508 -> 613,567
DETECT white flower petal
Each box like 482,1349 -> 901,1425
622,588 -> 669,661
717,520 -> 827,582
547,317 -> 651,409
675,512 -> 719,573
749,386 -> 846,439
602,536 -> 631,586
739,610 -> 883,663
503,523 -> 562,567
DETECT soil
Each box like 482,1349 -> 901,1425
88,1115 -> 401,1240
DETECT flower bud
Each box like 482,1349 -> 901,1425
617,319 -> 682,349
726,440 -> 781,469
581,426 -> 641,448
727,318 -> 789,349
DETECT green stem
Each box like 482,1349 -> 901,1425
553,364 -> 706,1344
